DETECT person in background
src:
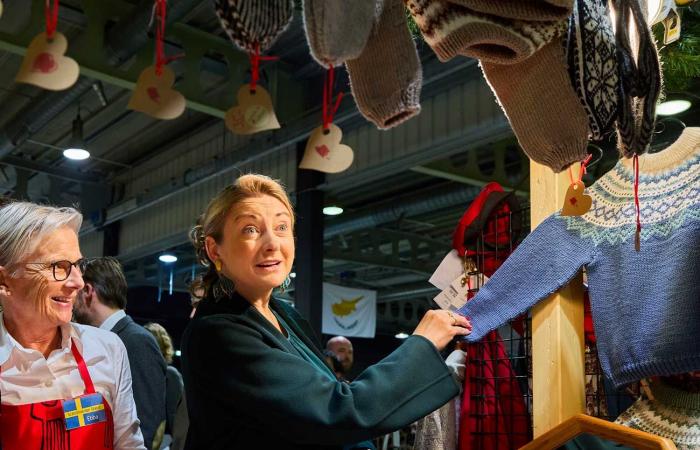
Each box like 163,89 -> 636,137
181,174 -> 472,449
145,322 -> 186,450
0,200 -> 145,449
324,350 -> 347,381
73,257 -> 167,450
326,335 -> 354,375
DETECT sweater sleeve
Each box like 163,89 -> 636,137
458,214 -> 594,342
185,320 -> 459,445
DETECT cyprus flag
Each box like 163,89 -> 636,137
322,282 -> 376,338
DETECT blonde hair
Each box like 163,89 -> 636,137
189,174 -> 294,299
0,201 -> 82,271
144,322 -> 175,364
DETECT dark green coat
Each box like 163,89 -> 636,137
181,292 -> 459,450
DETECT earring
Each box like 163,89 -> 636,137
279,275 -> 291,293
214,260 -> 222,272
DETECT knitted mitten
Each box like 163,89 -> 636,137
214,0 -> 293,52
405,0 -> 564,64
453,0 -> 574,21
346,0 -> 422,129
482,36 -> 590,172
303,0 -> 381,67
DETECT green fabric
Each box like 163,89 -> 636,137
274,311 -> 337,382
181,292 -> 459,450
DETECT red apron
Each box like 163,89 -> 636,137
0,341 -> 114,450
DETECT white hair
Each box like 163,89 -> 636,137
0,201 -> 83,269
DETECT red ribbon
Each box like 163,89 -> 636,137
153,0 -> 185,76
322,65 -> 344,131
568,154 -> 593,186
248,43 -> 278,93
633,154 -> 642,250
45,0 -> 59,39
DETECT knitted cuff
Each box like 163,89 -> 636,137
214,0 -> 293,52
303,0 -> 380,67
452,0 -> 574,21
347,0 -> 423,129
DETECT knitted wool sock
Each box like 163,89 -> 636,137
214,0 -> 293,52
453,0 -> 574,21
303,0 -> 381,67
346,0 -> 422,129
482,36 -> 590,172
405,0 -> 565,64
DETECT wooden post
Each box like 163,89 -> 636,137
530,161 -> 586,437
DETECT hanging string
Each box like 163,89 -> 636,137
45,0 -> 60,39
153,0 -> 184,76
248,43 -> 278,93
568,154 -> 594,186
633,154 -> 642,251
322,65 -> 344,132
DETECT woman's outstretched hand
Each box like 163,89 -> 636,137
413,310 -> 472,351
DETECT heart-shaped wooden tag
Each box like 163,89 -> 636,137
225,85 -> 280,135
128,65 -> 186,120
561,181 -> 592,216
16,32 -> 79,91
299,124 -> 354,173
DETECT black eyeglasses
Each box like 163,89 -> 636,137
24,259 -> 85,282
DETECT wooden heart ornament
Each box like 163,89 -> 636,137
128,65 -> 186,120
299,124 -> 354,173
225,85 -> 280,135
561,181 -> 592,216
16,32 -> 79,91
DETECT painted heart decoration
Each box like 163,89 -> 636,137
299,124 -> 354,173
561,181 -> 592,216
16,32 -> 79,91
225,85 -> 280,135
128,65 -> 186,120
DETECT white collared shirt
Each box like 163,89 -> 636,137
100,309 -> 127,331
0,312 -> 146,450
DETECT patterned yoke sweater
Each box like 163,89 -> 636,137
458,127 -> 700,388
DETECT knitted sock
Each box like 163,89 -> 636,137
346,0 -> 422,129
405,0 -> 565,64
214,0 -> 293,52
303,0 -> 381,67
482,36 -> 590,172
453,0 -> 574,21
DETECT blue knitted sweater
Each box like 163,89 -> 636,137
458,128 -> 700,388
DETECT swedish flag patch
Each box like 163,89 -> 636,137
62,393 -> 107,430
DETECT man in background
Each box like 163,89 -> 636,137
326,336 -> 354,375
74,257 -> 167,450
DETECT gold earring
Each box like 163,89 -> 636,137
214,260 -> 222,272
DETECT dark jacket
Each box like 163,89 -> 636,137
181,292 -> 459,450
112,314 -> 168,450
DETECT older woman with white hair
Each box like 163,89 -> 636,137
0,200 -> 145,450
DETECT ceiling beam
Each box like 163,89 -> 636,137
2,156 -> 102,184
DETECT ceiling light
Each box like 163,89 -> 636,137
323,206 -> 344,216
657,100 -> 692,116
175,350 -> 181,357
63,148 -> 90,160
395,332 -> 409,339
64,110 -> 90,160
159,253 -> 177,263
289,272 -> 297,278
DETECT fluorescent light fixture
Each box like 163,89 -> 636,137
175,350 -> 181,357
159,253 -> 178,263
323,206 -> 344,216
395,332 -> 409,339
289,272 -> 297,278
657,100 -> 691,116
63,148 -> 90,160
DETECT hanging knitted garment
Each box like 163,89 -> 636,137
214,0 -> 293,52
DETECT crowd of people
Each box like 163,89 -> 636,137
0,174 -> 471,449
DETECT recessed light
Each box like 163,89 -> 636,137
323,206 -> 344,216
657,100 -> 691,116
159,253 -> 177,263
175,350 -> 181,357
395,332 -> 409,339
63,148 -> 90,160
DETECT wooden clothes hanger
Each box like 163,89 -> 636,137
518,414 -> 677,450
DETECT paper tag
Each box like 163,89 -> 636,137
663,9 -> 681,44
63,393 -> 107,430
15,32 -> 79,91
561,181 -> 592,216
128,65 -> 186,120
433,272 -> 489,312
429,250 -> 464,291
299,124 -> 354,173
225,85 -> 281,135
